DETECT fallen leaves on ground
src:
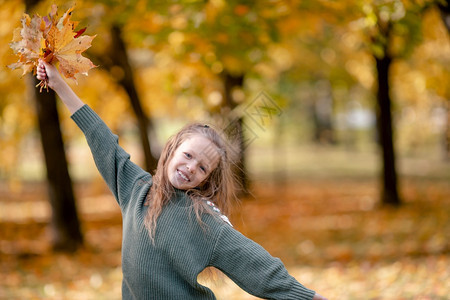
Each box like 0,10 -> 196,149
0,178 -> 449,299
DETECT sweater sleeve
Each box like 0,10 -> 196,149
71,105 -> 151,208
210,225 -> 315,300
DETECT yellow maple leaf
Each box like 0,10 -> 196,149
55,35 -> 96,80
8,5 -> 96,89
9,14 -> 44,76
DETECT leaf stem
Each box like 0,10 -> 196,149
35,79 -> 49,93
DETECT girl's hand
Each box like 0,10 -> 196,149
36,59 -> 84,113
36,60 -> 64,91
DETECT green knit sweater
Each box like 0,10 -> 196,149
72,105 -> 316,300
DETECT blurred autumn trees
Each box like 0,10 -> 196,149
1,0 -> 449,251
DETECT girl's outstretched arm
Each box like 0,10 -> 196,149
37,59 -> 151,207
36,60 -> 84,114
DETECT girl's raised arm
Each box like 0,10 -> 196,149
36,59 -> 151,208
36,60 -> 84,114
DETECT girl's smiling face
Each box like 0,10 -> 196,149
166,135 -> 220,190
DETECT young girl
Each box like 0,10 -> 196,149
37,60 -> 327,300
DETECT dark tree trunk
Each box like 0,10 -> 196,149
311,81 -> 335,145
375,54 -> 401,206
438,0 -> 450,32
26,0 -> 83,252
223,72 -> 248,194
32,80 -> 83,251
110,25 -> 159,173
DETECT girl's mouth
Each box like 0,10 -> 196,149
177,169 -> 190,182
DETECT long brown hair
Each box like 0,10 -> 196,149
144,123 -> 239,240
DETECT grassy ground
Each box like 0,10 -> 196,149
0,144 -> 448,299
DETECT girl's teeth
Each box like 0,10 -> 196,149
178,170 -> 189,181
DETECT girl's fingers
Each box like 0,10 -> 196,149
36,70 -> 47,81
36,61 -> 48,80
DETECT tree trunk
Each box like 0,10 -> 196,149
438,1 -> 450,32
311,80 -> 335,145
26,0 -> 83,252
32,80 -> 83,251
375,54 -> 401,206
223,72 -> 248,194
110,25 -> 159,173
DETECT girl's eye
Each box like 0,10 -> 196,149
200,166 -> 206,173
184,152 -> 192,159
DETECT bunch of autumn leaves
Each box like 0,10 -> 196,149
9,5 -> 96,91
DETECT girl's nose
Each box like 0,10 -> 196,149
187,162 -> 197,173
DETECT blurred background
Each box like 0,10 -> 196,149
0,0 -> 449,299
